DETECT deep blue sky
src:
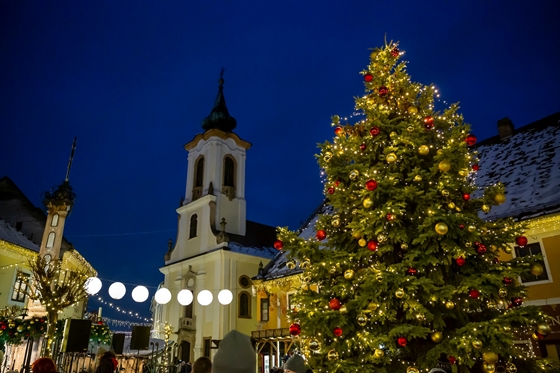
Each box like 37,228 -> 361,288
1,1 -> 559,327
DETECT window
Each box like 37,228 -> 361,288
203,337 -> 211,358
189,214 -> 198,239
46,232 -> 55,248
185,301 -> 193,319
239,275 -> 251,288
195,157 -> 204,188
514,242 -> 550,283
12,271 -> 29,302
51,214 -> 59,227
223,156 -> 235,187
260,298 -> 269,322
238,291 -> 251,318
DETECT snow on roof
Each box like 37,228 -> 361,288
474,113 -> 560,220
0,219 -> 40,252
227,241 -> 278,259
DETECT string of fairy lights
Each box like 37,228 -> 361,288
91,295 -> 152,323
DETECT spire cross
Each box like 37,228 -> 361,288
65,137 -> 77,182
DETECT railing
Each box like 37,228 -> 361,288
251,328 -> 291,340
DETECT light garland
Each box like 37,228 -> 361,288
0,261 -> 25,270
92,295 -> 152,322
101,316 -> 152,328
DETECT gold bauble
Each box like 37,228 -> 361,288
418,145 -> 430,155
441,189 -> 449,197
430,331 -> 443,343
483,352 -> 499,364
414,175 -> 422,182
468,225 -> 476,232
494,193 -> 506,205
407,126 -> 414,132
445,301 -> 455,309
308,311 -> 315,317
531,263 -> 544,276
482,363 -> 496,373
465,242 -> 472,247
506,362 -> 517,373
435,222 -> 449,235
482,205 -> 491,213
286,259 -> 296,269
374,348 -> 384,358
300,259 -> 311,269
349,169 -> 359,180
339,305 -> 348,314
408,106 -> 418,115
395,288 -> 405,298
367,302 -> 378,311
375,273 -> 383,282
407,367 -> 420,373
344,269 -> 355,280
363,197 -> 374,208
448,202 -> 456,209
531,332 -> 540,341
386,153 -> 397,163
537,323 -> 552,336
331,215 -> 340,227
357,313 -> 367,326
324,152 -> 333,161
17,325 -> 25,332
352,230 -> 362,239
329,266 -> 337,274
390,131 -> 397,138
472,339 -> 483,349
308,338 -> 321,351
430,295 -> 438,302
438,160 -> 451,172
503,246 -> 512,254
455,206 -> 462,212
377,233 -> 387,243
358,238 -> 367,247
401,243 -> 409,250
458,169 -> 468,177
416,313 -> 425,321
436,149 -> 443,155
327,349 -> 339,361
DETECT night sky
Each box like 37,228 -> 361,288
1,1 -> 559,328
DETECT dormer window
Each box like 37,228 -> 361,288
193,156 -> 205,201
223,156 -> 236,200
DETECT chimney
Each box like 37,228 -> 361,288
497,117 -> 514,139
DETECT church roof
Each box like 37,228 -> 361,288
225,220 -> 278,259
0,218 -> 40,252
201,71 -> 237,133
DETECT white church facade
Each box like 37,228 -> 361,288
157,73 -> 278,362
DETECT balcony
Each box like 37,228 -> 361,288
251,328 -> 291,340
179,317 -> 195,330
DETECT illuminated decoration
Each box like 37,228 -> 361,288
217,289 -> 233,305
92,296 -> 152,322
131,285 -> 149,302
85,277 -> 102,295
316,230 -> 327,241
273,239 -> 283,250
197,290 -> 213,306
154,287 -> 172,305
365,179 -> 378,191
364,73 -> 373,82
289,323 -> 301,336
465,134 -> 477,146
369,126 -> 380,136
108,282 -> 127,300
177,289 -> 194,306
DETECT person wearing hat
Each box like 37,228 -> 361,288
283,354 -> 306,373
95,346 -> 118,373
213,330 -> 255,373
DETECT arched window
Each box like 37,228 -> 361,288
189,214 -> 198,239
51,214 -> 59,227
238,291 -> 251,318
223,156 -> 235,188
46,232 -> 56,248
195,157 -> 204,188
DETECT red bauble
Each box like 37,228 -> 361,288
397,337 -> 407,347
503,277 -> 513,286
366,179 -> 378,191
459,224 -> 465,230
386,213 -> 394,221
462,193 -> 470,201
364,73 -> 373,82
360,143 -> 366,151
367,240 -> 379,251
534,331 -> 544,339
334,180 -> 341,187
476,244 -> 487,255
273,239 -> 283,250
316,230 -> 327,241
327,187 -> 335,195
370,126 -> 381,136
333,327 -> 343,337
334,126 -> 344,136
465,134 -> 477,147
391,47 -> 399,57
97,321 -> 104,325
511,297 -> 523,307
493,257 -> 501,265
516,236 -> 528,247
449,356 -> 456,364
424,116 -> 434,129
289,323 -> 301,336
456,257 -> 466,266
407,267 -> 417,276
1,324 -> 6,330
378,86 -> 388,97
329,298 -> 342,310
472,164 -> 480,171
469,289 -> 480,299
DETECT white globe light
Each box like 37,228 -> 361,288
217,289 -> 233,305
155,288 -> 172,304
197,290 -> 213,306
85,277 -> 102,295
131,286 -> 149,303
177,290 -> 194,306
108,282 -> 126,300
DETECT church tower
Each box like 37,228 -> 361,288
39,138 -> 77,267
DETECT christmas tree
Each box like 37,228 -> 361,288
277,41 -> 557,373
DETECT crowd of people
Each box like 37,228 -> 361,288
25,329 -> 308,373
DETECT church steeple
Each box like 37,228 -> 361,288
201,69 -> 237,133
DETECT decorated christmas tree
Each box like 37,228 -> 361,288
277,41 -> 557,373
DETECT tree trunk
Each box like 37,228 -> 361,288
43,310 -> 59,358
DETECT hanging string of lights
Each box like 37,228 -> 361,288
91,295 -> 152,323
101,316 -> 152,328
0,261 -> 25,270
